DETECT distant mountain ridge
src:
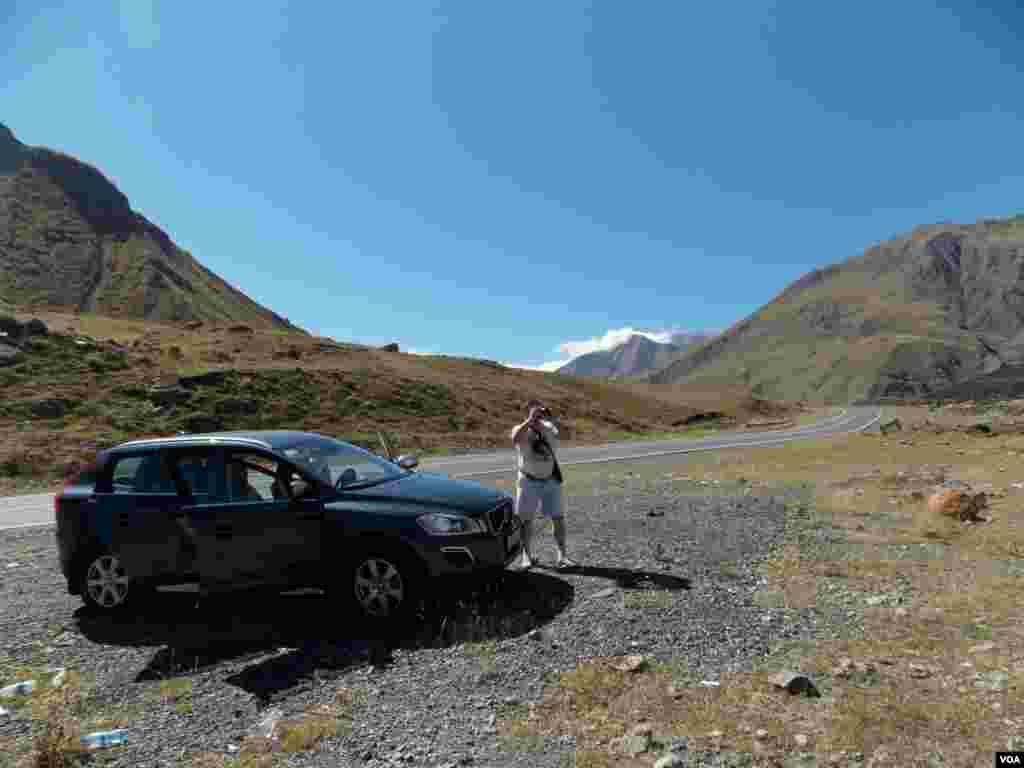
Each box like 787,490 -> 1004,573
0,122 -> 303,331
650,216 -> 1024,403
557,332 -> 714,379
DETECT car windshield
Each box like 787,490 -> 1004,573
272,434 -> 406,489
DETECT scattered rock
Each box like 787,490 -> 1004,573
969,642 -> 996,654
610,655 -> 647,673
769,670 -> 820,697
794,734 -> 810,748
666,684 -> 684,699
248,707 -> 283,740
227,324 -> 254,334
183,320 -> 204,330
927,488 -> 988,522
832,658 -> 876,679
754,729 -> 770,740
380,343 -> 400,353
908,663 -> 936,679
967,423 -> 992,435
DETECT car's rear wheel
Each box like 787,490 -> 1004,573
341,546 -> 424,625
79,551 -> 133,613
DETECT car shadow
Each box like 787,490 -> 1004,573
71,571 -> 576,704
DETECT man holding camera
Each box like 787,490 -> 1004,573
510,399 -> 578,570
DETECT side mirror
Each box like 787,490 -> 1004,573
396,454 -> 419,471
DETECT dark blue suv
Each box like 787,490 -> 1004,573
55,431 -> 520,621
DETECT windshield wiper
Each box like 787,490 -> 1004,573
337,477 -> 399,491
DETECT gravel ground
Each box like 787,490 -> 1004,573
0,481 -> 832,768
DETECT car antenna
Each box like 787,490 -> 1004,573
377,431 -> 394,461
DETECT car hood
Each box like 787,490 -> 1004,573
338,471 -> 509,514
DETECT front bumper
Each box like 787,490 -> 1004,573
421,516 -> 522,578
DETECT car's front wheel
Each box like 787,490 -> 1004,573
79,551 -> 134,613
341,546 -> 424,624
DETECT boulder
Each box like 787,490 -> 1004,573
769,670 -> 821,697
148,386 -> 193,407
30,399 -> 71,419
182,414 -> 223,433
0,316 -> 22,342
227,324 -> 254,334
380,343 -> 400,353
178,371 -> 228,389
215,397 -> 258,415
23,318 -> 48,337
0,342 -> 22,367
927,488 -> 988,521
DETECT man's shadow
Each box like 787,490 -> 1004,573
533,562 -> 692,592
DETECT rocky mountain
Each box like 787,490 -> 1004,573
0,122 -> 302,331
557,332 -> 713,379
649,217 -> 1024,403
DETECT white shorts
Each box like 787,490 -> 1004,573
515,474 -> 564,520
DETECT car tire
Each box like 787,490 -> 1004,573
340,545 -> 424,626
78,550 -> 137,614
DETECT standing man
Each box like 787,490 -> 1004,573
510,399 -> 578,570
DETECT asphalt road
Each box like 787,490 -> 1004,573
0,407 -> 880,531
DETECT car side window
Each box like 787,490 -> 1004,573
109,453 -> 175,494
225,451 -> 286,502
167,450 -> 218,498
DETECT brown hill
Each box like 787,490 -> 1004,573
0,122 -> 302,331
0,308 -> 799,494
650,217 -> 1024,403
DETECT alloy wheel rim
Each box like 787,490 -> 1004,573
85,555 -> 129,608
354,558 -> 404,617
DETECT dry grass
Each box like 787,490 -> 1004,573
501,404 -> 1024,765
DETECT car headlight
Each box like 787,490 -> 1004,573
416,512 -> 487,536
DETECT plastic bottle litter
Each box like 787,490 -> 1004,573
0,680 -> 37,698
48,668 -> 67,687
80,729 -> 129,750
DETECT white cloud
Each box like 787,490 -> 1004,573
504,358 -> 573,372
505,326 -> 721,373
557,326 -> 720,358
119,0 -> 161,49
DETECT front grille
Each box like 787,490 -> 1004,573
487,500 -> 513,534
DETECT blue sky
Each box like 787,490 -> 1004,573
4,1 -> 1023,370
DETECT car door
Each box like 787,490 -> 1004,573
99,450 -> 194,587
181,448 -> 323,594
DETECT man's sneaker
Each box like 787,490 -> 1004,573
519,551 -> 534,570
555,555 -> 578,571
